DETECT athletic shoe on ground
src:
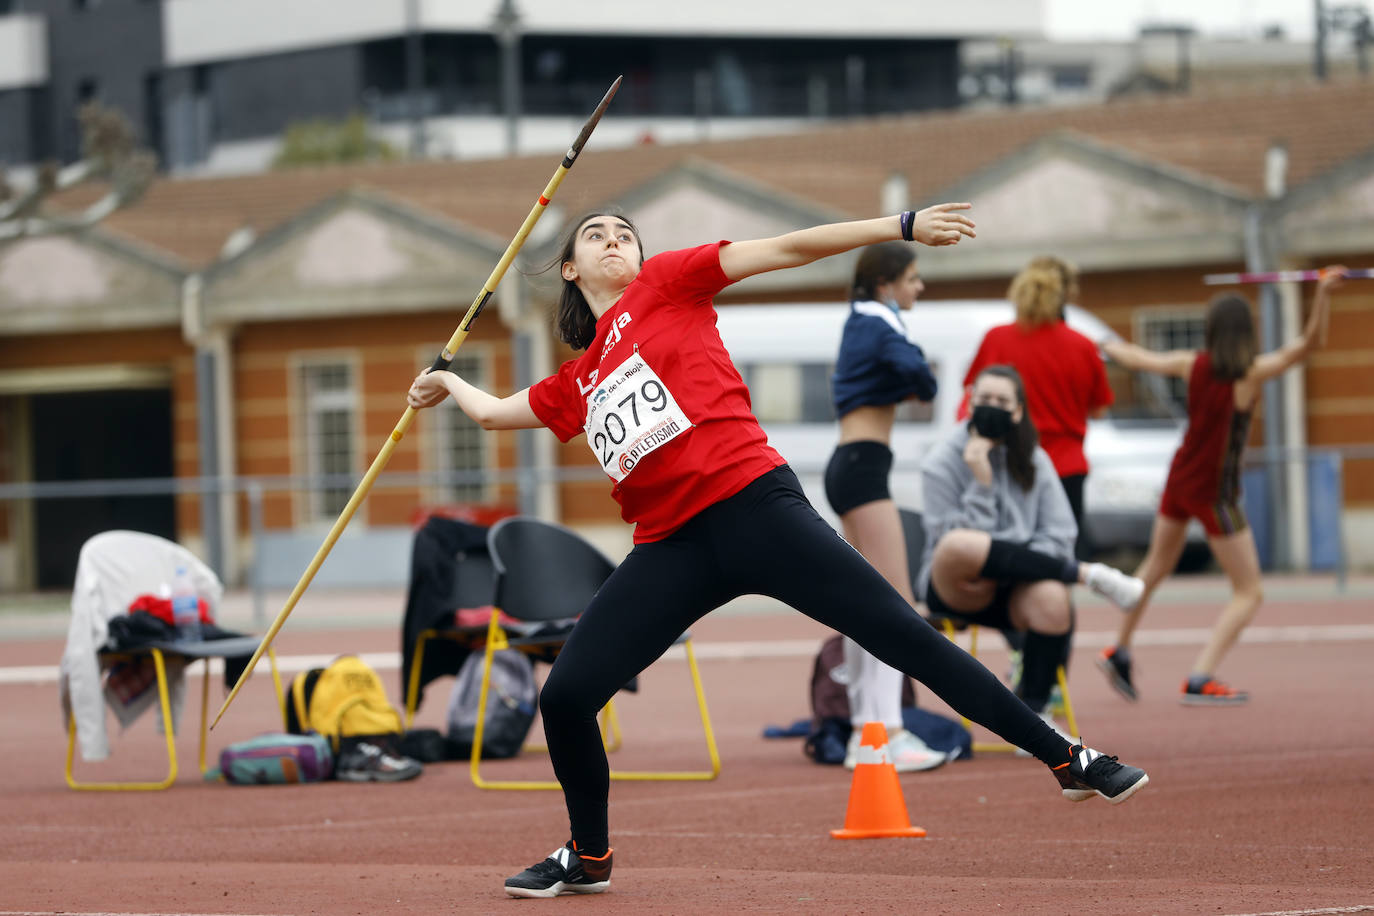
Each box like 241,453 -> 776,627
1082,563 -> 1145,611
1180,678 -> 1249,706
844,728 -> 948,771
843,729 -> 862,770
505,844 -> 613,898
333,741 -> 422,783
1096,646 -> 1138,701
1051,744 -> 1149,804
887,728 -> 950,772
1016,710 -> 1076,757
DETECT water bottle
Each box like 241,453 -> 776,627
170,565 -> 202,641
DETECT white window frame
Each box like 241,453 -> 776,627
1134,306 -> 1208,413
289,352 -> 362,526
417,345 -> 493,508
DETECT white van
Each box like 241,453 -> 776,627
713,300 -> 1198,555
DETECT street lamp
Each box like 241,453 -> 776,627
492,0 -> 523,157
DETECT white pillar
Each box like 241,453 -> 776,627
527,319 -> 560,522
1278,275 -> 1310,570
210,326 -> 240,584
500,266 -> 561,523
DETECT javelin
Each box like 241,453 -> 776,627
1203,268 -> 1373,285
212,75 -> 623,729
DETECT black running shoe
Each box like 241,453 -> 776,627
1096,646 -> 1138,702
333,741 -> 422,783
1052,744 -> 1149,805
505,844 -> 613,898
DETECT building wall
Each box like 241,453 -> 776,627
201,44 -> 366,143
228,309 -> 519,534
35,0 -> 163,161
0,326 -> 186,587
0,85 -> 45,162
1308,284 -> 1374,504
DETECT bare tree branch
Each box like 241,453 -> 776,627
0,102 -> 156,239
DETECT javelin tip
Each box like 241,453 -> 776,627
568,76 -> 623,160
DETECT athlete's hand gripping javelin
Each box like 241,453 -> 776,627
408,366 -> 540,429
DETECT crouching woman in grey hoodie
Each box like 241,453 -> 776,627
915,365 -> 1144,728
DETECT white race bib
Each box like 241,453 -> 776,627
583,350 -> 692,482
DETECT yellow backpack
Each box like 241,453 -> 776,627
285,655 -> 403,751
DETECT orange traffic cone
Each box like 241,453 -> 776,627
830,722 -> 927,839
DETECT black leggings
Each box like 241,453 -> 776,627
1060,473 -> 1088,560
539,466 -> 1071,853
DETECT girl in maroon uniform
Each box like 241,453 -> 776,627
409,208 -> 1150,899
1099,267 -> 1345,705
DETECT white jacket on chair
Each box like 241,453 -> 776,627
59,530 -> 222,761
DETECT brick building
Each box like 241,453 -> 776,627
2,80 -> 1372,589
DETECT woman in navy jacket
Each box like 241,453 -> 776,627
823,241 -> 946,772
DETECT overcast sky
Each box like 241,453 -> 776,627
1044,0 -> 1321,41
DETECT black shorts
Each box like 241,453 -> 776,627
925,579 -> 1016,632
823,440 -> 893,516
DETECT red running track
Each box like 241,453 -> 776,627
2,578 -> 1373,915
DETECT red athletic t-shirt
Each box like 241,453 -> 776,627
962,321 -> 1113,478
528,242 -> 786,543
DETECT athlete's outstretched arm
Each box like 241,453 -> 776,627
718,205 -> 975,283
1248,265 -> 1346,384
407,368 -> 541,430
1101,340 -> 1194,379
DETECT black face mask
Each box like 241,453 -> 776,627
970,404 -> 1014,439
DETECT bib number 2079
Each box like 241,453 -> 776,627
583,352 -> 691,483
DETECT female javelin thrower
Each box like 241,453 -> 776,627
1098,266 -> 1345,705
407,206 -> 1149,898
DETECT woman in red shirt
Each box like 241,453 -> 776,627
964,256 -> 1113,551
408,208 -> 1150,899
1100,267 -> 1344,705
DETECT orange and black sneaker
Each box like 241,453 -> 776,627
1051,743 -> 1149,805
505,843 -> 613,898
1180,677 -> 1248,706
1096,646 -> 1138,702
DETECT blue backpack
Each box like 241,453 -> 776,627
803,635 -> 972,763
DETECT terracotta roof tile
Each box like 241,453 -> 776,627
46,78 -> 1374,268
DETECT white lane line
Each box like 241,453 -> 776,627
1221,907 -> 1374,916
6,624 -> 1374,685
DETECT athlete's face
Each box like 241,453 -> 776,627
562,215 -> 643,291
876,261 -> 924,311
971,374 -> 1024,424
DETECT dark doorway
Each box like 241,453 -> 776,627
31,388 -> 175,588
